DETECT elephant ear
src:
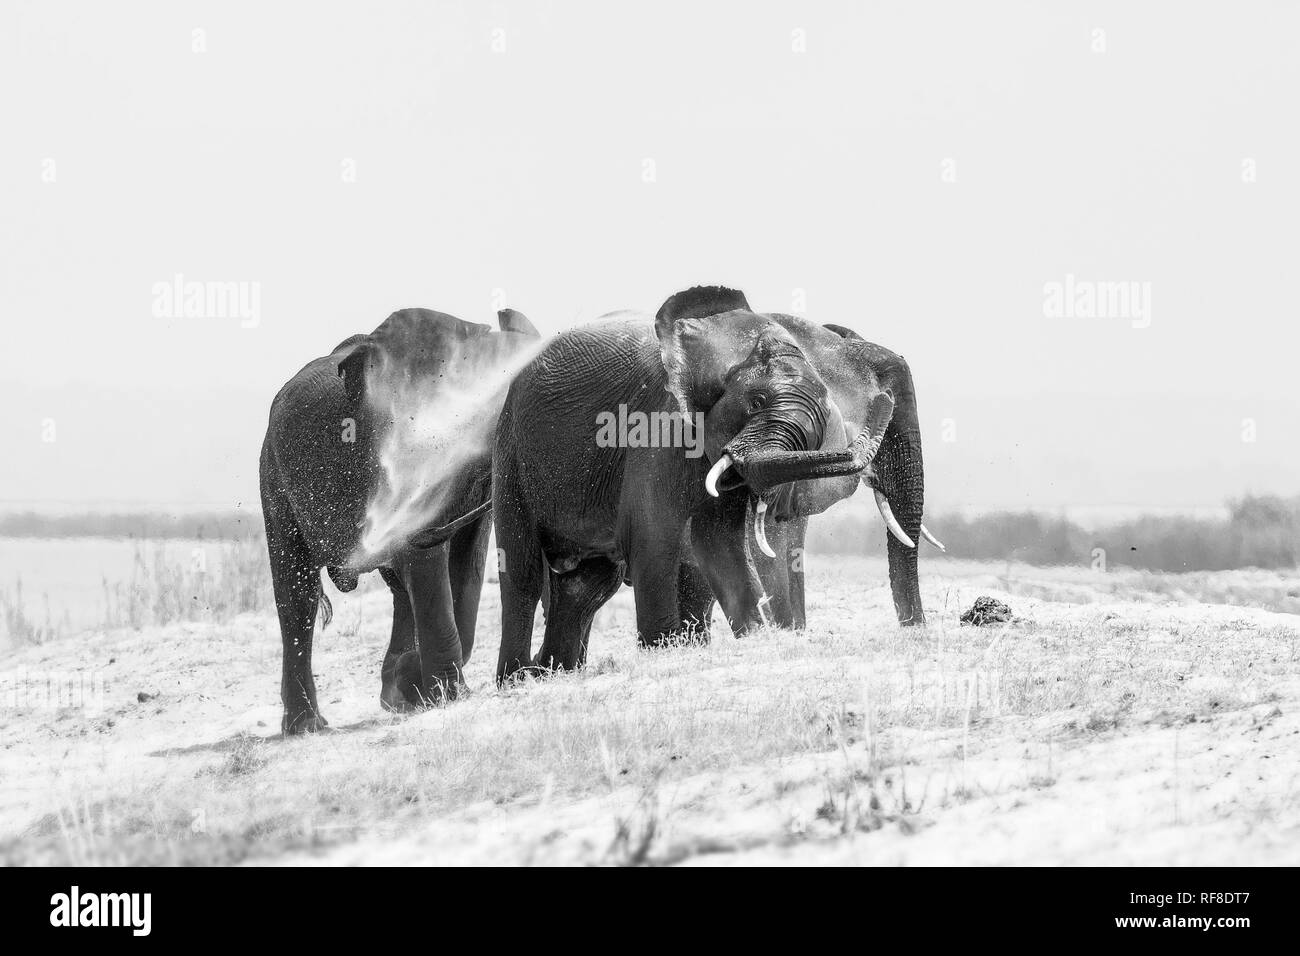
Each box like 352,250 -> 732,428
654,286 -> 751,340
837,337 -> 906,457
659,314 -> 801,416
804,391 -> 895,459
653,289 -> 791,415
336,339 -> 378,405
497,308 -> 540,337
823,323 -> 862,341
654,286 -> 754,412
851,390 -> 896,458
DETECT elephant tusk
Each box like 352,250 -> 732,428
753,497 -> 776,558
873,489 -> 916,549
920,523 -> 946,552
705,453 -> 734,498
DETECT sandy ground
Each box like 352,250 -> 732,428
1,556 -> 1298,865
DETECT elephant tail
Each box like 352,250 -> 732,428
317,571 -> 334,630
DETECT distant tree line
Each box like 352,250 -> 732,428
807,494 -> 1300,572
0,510 -> 260,541
2,495 -> 1296,572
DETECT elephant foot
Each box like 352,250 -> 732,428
380,650 -> 424,712
420,674 -> 465,707
282,711 -> 329,736
638,626 -> 710,650
379,693 -> 423,714
497,665 -> 531,686
638,631 -> 671,649
531,648 -> 583,674
496,660 -> 553,687
679,620 -> 713,644
381,682 -> 463,712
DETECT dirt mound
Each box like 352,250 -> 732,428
960,596 -> 1014,626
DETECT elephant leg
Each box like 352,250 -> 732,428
494,474 -> 545,684
754,515 -> 794,628
749,511 -> 807,629
690,495 -> 767,637
398,547 -> 463,703
629,526 -> 688,647
534,557 -> 623,671
379,567 -> 422,712
676,561 -> 716,640
786,517 -> 808,630
448,513 -> 491,665
266,511 -> 327,735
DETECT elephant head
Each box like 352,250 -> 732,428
658,288 -> 936,626
335,307 -> 541,563
655,288 -> 893,551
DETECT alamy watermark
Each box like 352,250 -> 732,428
595,405 -> 705,458
50,886 -> 151,936
1043,274 -> 1151,328
151,273 -> 261,328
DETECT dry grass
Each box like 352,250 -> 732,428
0,536 -> 279,647
0,534 -> 396,648
1,555 -> 1298,865
934,558 -> 1300,615
95,537 -> 273,631
0,578 -> 61,644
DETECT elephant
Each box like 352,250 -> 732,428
491,285 -> 900,682
260,306 -> 539,734
688,320 -> 946,631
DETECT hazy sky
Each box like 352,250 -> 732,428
2,1 -> 1297,515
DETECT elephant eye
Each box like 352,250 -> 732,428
747,392 -> 769,413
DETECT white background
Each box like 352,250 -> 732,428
1,1 -> 1296,515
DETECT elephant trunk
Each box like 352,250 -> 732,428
726,390 -> 894,496
407,498 -> 493,549
731,445 -> 863,494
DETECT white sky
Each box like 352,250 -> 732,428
1,1 -> 1297,514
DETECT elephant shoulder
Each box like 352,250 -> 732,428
542,315 -> 658,365
511,316 -> 664,413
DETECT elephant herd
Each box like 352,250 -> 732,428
260,286 -> 941,734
